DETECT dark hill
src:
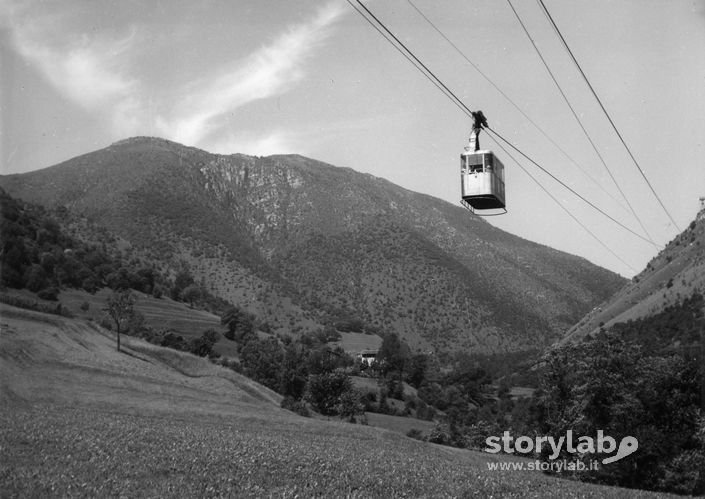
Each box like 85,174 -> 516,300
0,136 -> 625,353
565,207 -> 705,344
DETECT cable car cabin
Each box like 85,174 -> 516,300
460,149 -> 506,213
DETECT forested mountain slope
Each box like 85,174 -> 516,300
0,137 -> 624,353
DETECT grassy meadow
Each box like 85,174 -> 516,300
0,304 -> 671,498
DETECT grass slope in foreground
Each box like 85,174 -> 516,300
0,304 -> 669,498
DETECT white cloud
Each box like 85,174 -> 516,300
0,1 -> 140,139
2,0 -> 347,152
2,0 -> 140,134
206,130 -> 301,157
32,32 -> 137,108
159,1 -> 347,148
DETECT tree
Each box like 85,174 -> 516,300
305,371 -> 354,416
105,267 -> 131,290
377,332 -> 408,376
24,264 -> 48,292
407,353 -> 429,388
533,329 -> 704,493
105,290 -> 135,352
190,328 -> 220,357
221,306 -> 255,343
180,284 -> 202,307
338,388 -> 365,422
135,267 -> 156,294
377,333 -> 410,399
171,269 -> 194,300
279,344 -> 308,399
239,337 -> 284,390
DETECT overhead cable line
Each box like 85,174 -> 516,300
536,0 -> 681,232
485,126 -> 656,246
404,0 -> 630,216
506,0 -> 656,246
348,0 -> 653,259
345,0 -> 472,119
488,133 -> 638,273
351,0 -> 475,117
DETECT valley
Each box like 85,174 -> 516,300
0,303 -> 668,498
3,1 -> 702,495
1,140 -> 702,496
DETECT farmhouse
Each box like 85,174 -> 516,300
356,349 -> 378,366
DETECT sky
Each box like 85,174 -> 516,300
1,0 -> 704,277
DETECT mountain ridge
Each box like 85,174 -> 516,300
565,206 -> 705,343
0,136 -> 625,353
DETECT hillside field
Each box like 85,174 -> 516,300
333,331 -> 383,354
59,288 -> 239,357
0,304 -> 671,497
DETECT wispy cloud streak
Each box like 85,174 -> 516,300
2,0 -> 347,152
2,0 -> 140,134
160,1 -> 347,147
18,30 -> 137,108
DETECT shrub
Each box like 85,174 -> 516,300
216,357 -> 241,372
427,423 -> 451,445
24,264 -> 48,292
0,293 -> 72,317
305,371 -> 353,416
406,428 -> 425,441
189,329 -> 220,357
322,325 -> 341,342
361,391 -> 377,411
280,396 -> 310,417
161,332 -> 187,351
55,303 -> 73,318
37,287 -> 59,301
81,276 -> 100,294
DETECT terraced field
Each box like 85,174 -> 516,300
0,304 -> 670,497
58,288 -> 238,357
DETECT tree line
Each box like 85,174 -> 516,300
1,188 -> 230,314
